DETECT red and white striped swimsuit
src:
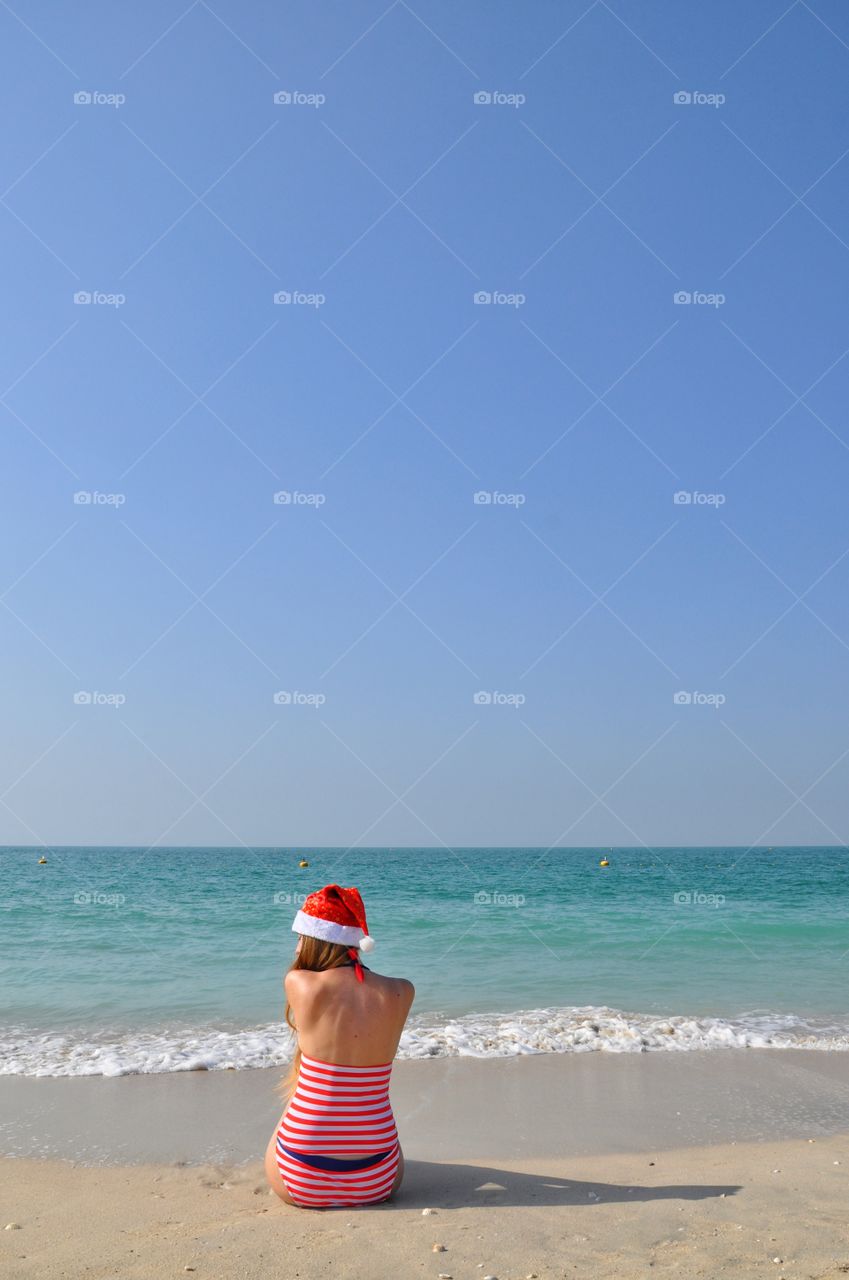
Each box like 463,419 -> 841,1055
276,1053 -> 400,1208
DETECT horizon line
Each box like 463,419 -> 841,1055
1,843 -> 846,852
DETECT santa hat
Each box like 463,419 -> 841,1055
292,884 -> 375,952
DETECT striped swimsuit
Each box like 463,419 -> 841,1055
276,1053 -> 400,1208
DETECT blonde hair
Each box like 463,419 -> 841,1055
279,934 -> 353,1100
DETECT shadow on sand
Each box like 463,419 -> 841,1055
391,1160 -> 741,1209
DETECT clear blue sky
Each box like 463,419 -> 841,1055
2,0 -> 848,849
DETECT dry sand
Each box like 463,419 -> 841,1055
1,1052 -> 848,1278
3,1136 -> 849,1279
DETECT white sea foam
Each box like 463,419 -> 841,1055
2,1007 -> 848,1077
399,1007 -> 849,1057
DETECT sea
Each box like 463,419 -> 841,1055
1,846 -> 848,1077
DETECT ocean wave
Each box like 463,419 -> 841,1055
400,1007 -> 849,1057
2,1006 -> 848,1077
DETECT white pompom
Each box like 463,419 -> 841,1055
359,935 -> 375,953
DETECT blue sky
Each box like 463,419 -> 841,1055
2,0 -> 849,849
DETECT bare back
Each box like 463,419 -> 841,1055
285,964 -> 414,1065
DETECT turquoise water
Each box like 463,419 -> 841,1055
1,846 -> 848,1073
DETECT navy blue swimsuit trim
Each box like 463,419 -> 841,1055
280,1146 -> 393,1173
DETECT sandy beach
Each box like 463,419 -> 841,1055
2,1051 -> 848,1278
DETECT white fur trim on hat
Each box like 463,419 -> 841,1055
292,909 -> 364,947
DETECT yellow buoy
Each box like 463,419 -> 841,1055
599,858 -> 609,867
38,857 -> 48,865
299,859 -> 309,868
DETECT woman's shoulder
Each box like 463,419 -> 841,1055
286,968 -> 413,1000
380,974 -> 415,1005
363,977 -> 412,998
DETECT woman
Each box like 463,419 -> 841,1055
265,883 -> 415,1209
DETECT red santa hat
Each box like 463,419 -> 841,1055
292,884 -> 375,952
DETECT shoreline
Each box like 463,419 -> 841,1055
2,1048 -> 849,1166
6,1004 -> 849,1075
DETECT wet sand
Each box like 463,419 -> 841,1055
1,1048 -> 848,1164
